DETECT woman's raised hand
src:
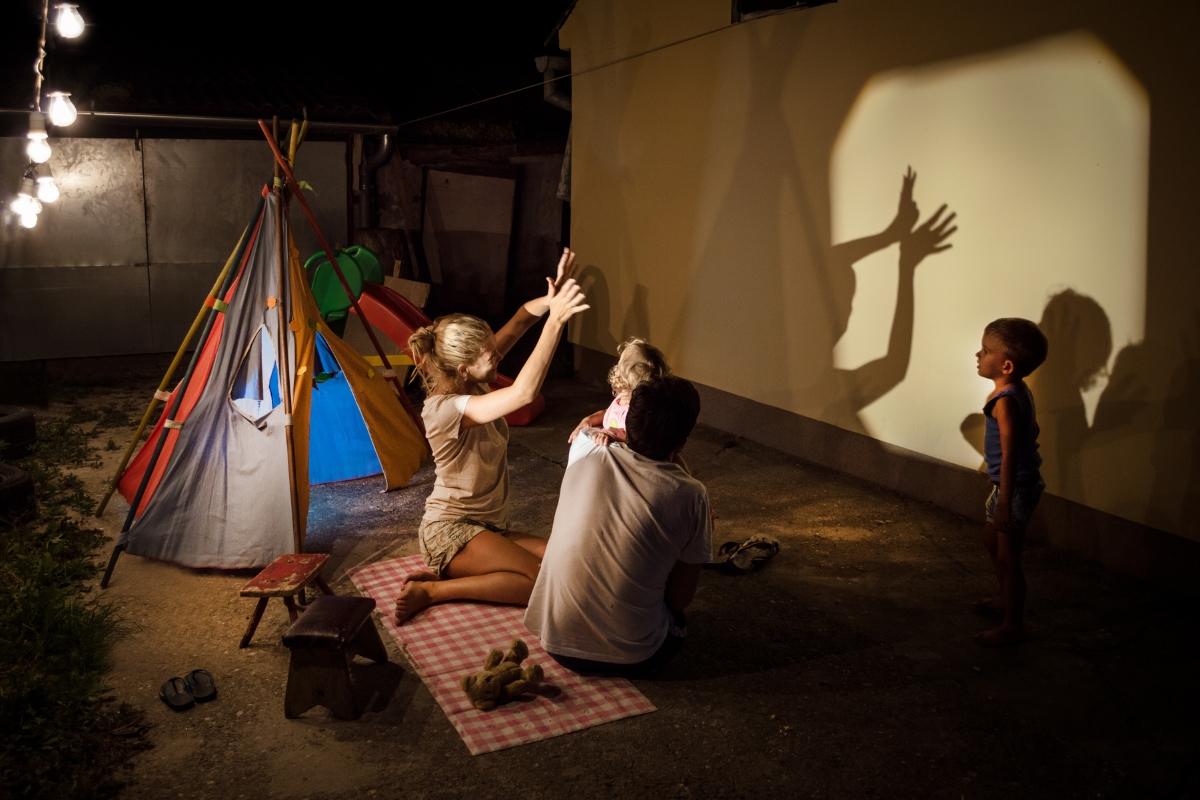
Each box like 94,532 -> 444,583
526,248 -> 579,317
546,277 -> 589,327
553,247 -> 579,289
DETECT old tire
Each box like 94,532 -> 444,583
0,462 -> 35,517
0,405 -> 37,458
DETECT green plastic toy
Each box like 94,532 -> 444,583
344,245 -> 384,285
305,252 -> 362,315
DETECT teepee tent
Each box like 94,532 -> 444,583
102,167 -> 426,578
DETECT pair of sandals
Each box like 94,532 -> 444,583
159,669 -> 217,711
704,535 -> 781,574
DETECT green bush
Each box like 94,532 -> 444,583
1,416 -> 148,798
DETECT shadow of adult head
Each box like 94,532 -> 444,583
1026,288 -> 1112,496
1034,289 -> 1112,399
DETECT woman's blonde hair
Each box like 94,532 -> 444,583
608,337 -> 670,396
408,313 -> 493,394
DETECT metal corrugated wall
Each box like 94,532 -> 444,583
0,138 -> 347,361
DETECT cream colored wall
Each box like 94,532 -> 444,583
561,0 -> 1200,541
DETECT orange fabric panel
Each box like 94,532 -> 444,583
287,230 -> 427,498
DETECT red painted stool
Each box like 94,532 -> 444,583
239,553 -> 334,648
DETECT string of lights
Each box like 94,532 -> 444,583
9,1 -> 85,229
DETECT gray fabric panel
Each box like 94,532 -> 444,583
126,194 -> 297,568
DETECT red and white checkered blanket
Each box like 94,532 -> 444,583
347,556 -> 656,755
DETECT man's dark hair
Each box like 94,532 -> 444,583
985,317 -> 1049,379
625,376 -> 701,462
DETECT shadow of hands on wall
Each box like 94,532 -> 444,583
830,168 -> 957,419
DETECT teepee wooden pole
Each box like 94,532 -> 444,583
256,119 -> 425,436
275,120 -> 304,556
95,226 -> 250,517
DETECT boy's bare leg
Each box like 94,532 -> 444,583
976,528 -> 1026,646
974,520 -> 1005,613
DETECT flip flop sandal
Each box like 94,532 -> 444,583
703,541 -> 742,569
159,677 -> 195,711
184,669 -> 217,703
726,535 -> 781,574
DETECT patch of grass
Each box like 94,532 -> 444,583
105,439 -> 119,452
1,416 -> 150,798
65,403 -> 135,435
29,419 -> 102,471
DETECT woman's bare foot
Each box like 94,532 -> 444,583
394,581 -> 434,624
975,623 -> 1024,646
972,597 -> 1005,616
404,569 -> 439,585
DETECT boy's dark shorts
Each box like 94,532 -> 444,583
985,479 -> 1045,533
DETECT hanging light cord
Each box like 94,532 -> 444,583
33,0 -> 50,111
397,20 -> 737,128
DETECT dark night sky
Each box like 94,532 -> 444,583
1,1 -> 572,138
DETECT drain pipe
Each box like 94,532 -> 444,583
535,55 -> 571,113
359,132 -> 393,228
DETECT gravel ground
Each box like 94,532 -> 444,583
34,372 -> 1200,799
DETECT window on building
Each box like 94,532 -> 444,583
733,0 -> 836,23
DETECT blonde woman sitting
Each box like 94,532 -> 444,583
394,249 -> 589,624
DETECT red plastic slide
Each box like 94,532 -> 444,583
355,283 -> 546,426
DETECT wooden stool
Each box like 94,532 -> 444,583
281,595 -> 388,719
239,553 -> 334,648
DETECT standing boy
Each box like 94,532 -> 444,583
974,318 -> 1049,646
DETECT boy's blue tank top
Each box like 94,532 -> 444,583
983,381 -> 1042,485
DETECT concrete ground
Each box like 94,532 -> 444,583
53,375 -> 1200,799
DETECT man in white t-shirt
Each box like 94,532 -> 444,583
524,376 -> 711,676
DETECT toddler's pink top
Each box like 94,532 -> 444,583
602,396 -> 629,431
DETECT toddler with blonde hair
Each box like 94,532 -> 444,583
567,338 -> 671,466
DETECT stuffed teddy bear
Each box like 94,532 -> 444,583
460,637 -> 544,711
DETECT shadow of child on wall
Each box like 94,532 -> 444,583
960,289 -> 1148,499
825,168 -> 957,425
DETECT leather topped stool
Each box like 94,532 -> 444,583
281,595 -> 388,719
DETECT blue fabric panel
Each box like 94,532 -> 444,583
269,362 -> 281,407
308,333 -> 383,484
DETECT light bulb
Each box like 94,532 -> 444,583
27,112 -> 50,163
47,92 -> 77,127
37,176 -> 60,203
55,4 -> 85,38
20,212 -> 38,229
12,178 -> 41,216
27,137 -> 51,164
